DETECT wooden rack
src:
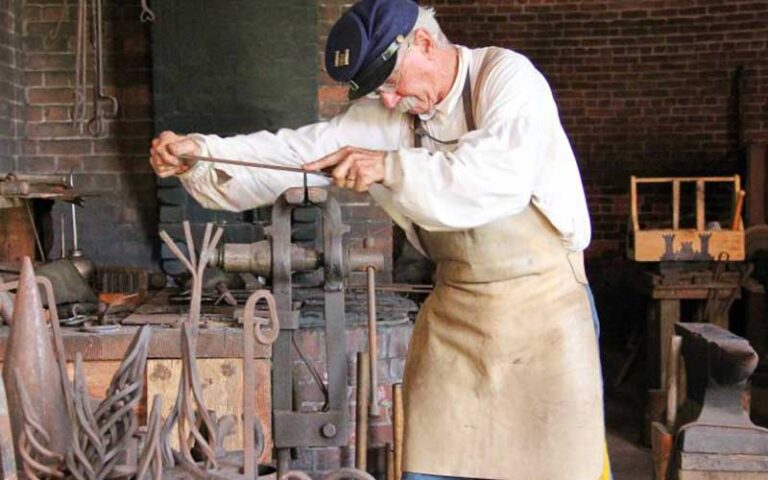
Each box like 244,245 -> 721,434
628,175 -> 746,262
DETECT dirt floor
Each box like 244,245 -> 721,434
603,342 -> 654,480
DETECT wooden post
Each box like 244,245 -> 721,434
355,352 -> 370,471
630,176 -> 640,232
731,190 -> 746,231
696,180 -> 705,231
659,300 -> 680,388
393,383 -> 404,480
672,180 -> 680,230
386,443 -> 395,480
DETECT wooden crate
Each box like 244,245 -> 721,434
628,176 -> 746,262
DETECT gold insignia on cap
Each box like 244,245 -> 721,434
396,34 -> 405,44
334,49 -> 351,67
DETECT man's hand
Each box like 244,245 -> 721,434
149,131 -> 201,178
304,146 -> 386,192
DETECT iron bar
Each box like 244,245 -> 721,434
366,266 -> 380,417
178,154 -> 332,178
242,290 -> 280,479
0,374 -> 17,479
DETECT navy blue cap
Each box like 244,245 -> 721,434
325,0 -> 419,100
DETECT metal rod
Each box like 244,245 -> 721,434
178,154 -> 332,177
69,172 -> 78,251
366,266 -> 380,417
60,214 -> 66,259
23,200 -> 46,263
355,352 -> 369,470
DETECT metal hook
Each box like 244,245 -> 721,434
140,0 -> 156,22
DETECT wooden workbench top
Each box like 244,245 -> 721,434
0,322 -> 272,360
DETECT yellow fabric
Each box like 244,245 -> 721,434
601,441 -> 612,480
401,206 -> 606,479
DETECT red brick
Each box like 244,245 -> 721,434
27,86 -> 73,104
37,139 -> 92,155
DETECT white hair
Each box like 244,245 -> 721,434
406,7 -> 450,46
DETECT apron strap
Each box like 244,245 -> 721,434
413,69 -> 474,148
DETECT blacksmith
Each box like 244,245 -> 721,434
149,1 -> 610,478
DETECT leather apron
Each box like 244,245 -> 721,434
401,71 -> 606,479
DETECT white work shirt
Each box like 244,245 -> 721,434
180,46 -> 591,253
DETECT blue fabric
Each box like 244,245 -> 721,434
403,473 -> 472,480
325,0 -> 418,97
585,284 -> 601,339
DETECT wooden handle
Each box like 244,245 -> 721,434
393,383 -> 404,480
355,352 -> 370,470
386,443 -> 395,480
731,190 -> 746,230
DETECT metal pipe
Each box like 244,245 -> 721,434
366,266 -> 380,417
355,352 -> 370,470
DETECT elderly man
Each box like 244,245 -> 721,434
150,1 -> 609,479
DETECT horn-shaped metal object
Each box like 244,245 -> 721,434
2,257 -> 71,465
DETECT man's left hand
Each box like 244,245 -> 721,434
304,146 -> 386,192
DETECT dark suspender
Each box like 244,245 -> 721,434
413,69 -> 475,148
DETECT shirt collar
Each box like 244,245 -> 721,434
419,46 -> 468,121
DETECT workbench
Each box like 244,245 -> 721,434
0,322 -> 274,462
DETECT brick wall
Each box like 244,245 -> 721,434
0,0 -> 23,171
431,0 -> 767,268
20,0 -> 156,266
317,1 -> 394,283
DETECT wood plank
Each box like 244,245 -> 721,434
147,358 -> 272,463
635,176 -> 738,184
673,180 -> 681,230
633,230 -> 745,262
65,360 -> 121,401
0,325 -> 272,361
631,176 -> 640,232
659,300 -> 679,388
696,180 -> 706,231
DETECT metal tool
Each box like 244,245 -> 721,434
73,0 -> 88,126
355,352 -> 370,471
178,154 -> 332,177
365,239 -> 381,417
67,172 -> 95,281
242,289 -> 280,479
139,0 -> 156,22
393,383 -> 404,480
159,223 -> 222,472
2,258 -> 72,466
136,395 -> 164,480
673,323 -> 768,477
86,0 -> 119,137
267,188 -> 352,477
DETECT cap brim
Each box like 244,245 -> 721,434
348,53 -> 398,100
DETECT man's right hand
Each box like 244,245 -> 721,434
149,131 -> 202,178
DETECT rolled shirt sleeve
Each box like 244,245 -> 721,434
381,49 -> 591,250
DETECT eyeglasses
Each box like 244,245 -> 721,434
366,42 -> 411,99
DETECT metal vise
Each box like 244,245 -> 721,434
675,323 -> 768,479
211,187 -> 384,476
